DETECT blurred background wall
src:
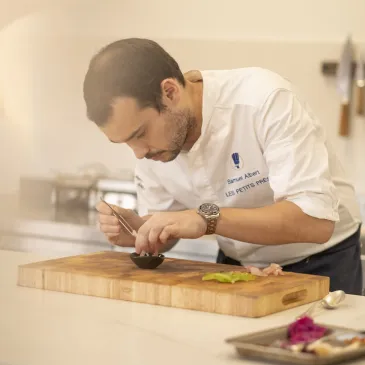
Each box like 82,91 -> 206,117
0,0 -> 364,194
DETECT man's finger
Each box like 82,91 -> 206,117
148,226 -> 163,255
96,201 -> 113,214
159,224 -> 178,244
105,232 -> 121,237
184,70 -> 202,82
96,202 -> 133,218
100,224 -> 121,234
135,238 -> 150,255
99,214 -> 119,225
135,224 -> 152,254
148,227 -> 162,246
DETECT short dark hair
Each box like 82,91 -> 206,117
83,38 -> 186,126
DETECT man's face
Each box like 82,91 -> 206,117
101,80 -> 194,162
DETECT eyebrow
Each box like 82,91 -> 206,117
109,126 -> 142,143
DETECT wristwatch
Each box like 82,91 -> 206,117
197,203 -> 220,235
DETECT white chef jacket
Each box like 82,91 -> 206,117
134,68 -> 362,267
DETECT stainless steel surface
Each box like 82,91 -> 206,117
298,291 -> 346,319
92,179 -> 137,211
96,178 -> 136,193
18,173 -> 138,211
336,35 -> 353,102
322,290 -> 346,308
356,52 -> 365,115
226,323 -> 365,365
356,52 -> 365,86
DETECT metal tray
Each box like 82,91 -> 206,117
225,323 -> 365,365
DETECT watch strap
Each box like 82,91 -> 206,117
206,217 -> 218,235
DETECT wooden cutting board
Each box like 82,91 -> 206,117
17,251 -> 329,318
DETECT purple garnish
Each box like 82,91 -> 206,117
287,316 -> 327,345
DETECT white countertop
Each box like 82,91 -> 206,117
1,249 -> 365,365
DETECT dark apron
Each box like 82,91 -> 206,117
216,225 -> 363,295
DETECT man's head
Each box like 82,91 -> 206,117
83,38 -> 196,162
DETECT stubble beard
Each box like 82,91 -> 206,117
148,108 -> 195,162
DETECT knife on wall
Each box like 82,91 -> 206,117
336,36 -> 354,137
355,52 -> 365,116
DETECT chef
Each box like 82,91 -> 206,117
83,38 -> 363,295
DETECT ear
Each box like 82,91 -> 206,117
161,78 -> 180,105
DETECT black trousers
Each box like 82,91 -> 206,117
216,226 -> 364,295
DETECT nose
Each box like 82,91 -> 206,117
131,145 -> 149,160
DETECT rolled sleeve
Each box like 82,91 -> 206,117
134,161 -> 186,216
257,88 -> 340,221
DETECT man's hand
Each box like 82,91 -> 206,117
135,210 -> 207,255
96,201 -> 146,247
184,70 -> 202,83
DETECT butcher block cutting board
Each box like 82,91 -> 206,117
17,251 -> 329,318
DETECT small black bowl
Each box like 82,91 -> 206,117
129,252 -> 165,269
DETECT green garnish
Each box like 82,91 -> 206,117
202,271 -> 256,283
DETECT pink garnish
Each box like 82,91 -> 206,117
288,316 -> 327,345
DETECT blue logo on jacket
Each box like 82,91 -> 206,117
231,153 -> 243,169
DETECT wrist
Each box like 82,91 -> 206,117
192,209 -> 208,231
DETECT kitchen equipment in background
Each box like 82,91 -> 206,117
19,176 -> 55,209
53,173 -> 96,210
17,251 -> 329,318
355,52 -> 365,116
51,163 -> 108,210
18,164 -> 137,212
77,163 -> 137,210
336,35 -> 354,137
94,177 -> 137,212
18,173 -> 98,211
18,174 -> 137,212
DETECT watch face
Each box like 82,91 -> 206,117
199,203 -> 219,215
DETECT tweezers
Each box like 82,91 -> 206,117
100,198 -> 137,237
